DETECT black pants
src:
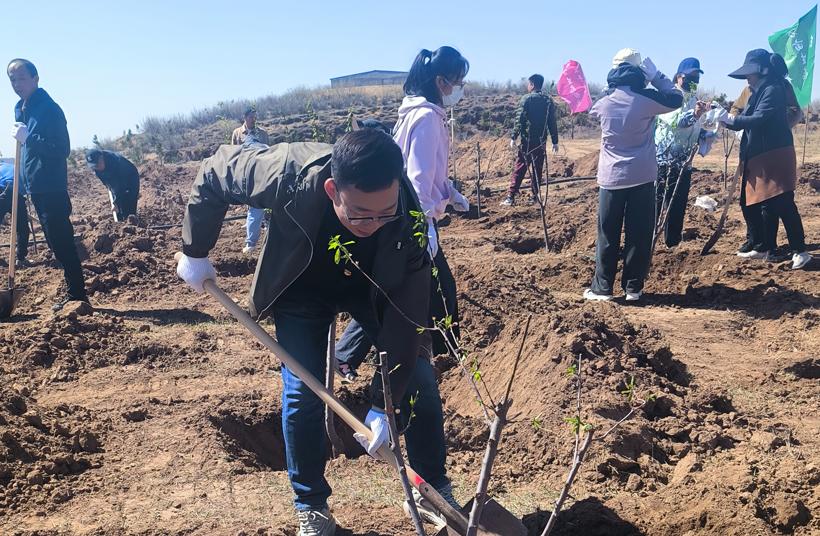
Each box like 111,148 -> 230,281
760,191 -> 806,253
111,185 -> 139,220
31,191 -> 86,300
336,245 -> 460,366
591,182 -> 655,295
740,175 -> 767,251
655,164 -> 692,248
0,184 -> 29,262
428,246 -> 460,356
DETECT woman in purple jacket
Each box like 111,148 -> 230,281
584,49 -> 683,302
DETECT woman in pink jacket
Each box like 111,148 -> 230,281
392,46 -> 470,352
333,46 -> 470,527
337,48 -> 469,365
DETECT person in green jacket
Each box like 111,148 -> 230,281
502,74 -> 559,206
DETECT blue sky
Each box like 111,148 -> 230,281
0,0 -> 816,158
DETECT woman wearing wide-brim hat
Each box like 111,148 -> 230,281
720,49 -> 812,270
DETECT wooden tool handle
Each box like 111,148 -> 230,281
198,277 -> 469,529
7,142 -> 22,286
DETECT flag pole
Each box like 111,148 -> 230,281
802,105 -> 811,168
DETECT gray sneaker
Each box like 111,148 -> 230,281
297,508 -> 336,536
500,196 -> 514,207
403,483 -> 460,529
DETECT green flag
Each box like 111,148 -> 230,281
769,6 -> 817,108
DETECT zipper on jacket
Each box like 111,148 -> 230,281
254,199 -> 314,321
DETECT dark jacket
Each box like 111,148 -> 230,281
731,81 -> 802,128
182,142 -> 431,402
726,77 -> 796,204
95,151 -> 140,194
14,88 -> 70,194
512,91 -> 558,146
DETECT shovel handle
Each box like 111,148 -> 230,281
109,190 -> 119,222
7,142 -> 22,287
196,275 -> 470,531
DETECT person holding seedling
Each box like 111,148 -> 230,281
653,58 -> 711,249
176,129 -> 457,535
583,48 -> 683,303
729,53 -> 806,263
719,49 -> 812,270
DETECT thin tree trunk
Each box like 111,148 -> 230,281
324,318 -> 345,457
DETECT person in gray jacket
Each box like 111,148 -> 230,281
584,49 -> 683,302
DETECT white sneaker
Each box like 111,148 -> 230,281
583,288 -> 613,301
297,508 -> 336,536
737,249 -> 767,259
242,245 -> 255,255
792,252 -> 812,270
625,291 -> 642,302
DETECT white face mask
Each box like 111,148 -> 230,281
442,85 -> 464,107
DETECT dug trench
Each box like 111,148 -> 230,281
0,143 -> 818,535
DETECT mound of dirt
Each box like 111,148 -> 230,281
0,382 -> 103,513
574,149 -> 599,176
441,303 -> 738,491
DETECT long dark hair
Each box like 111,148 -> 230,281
403,46 -> 469,106
769,53 -> 788,79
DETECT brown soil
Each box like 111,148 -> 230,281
1,137 -> 818,536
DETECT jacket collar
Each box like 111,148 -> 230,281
18,87 -> 48,110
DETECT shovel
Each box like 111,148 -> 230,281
0,142 -> 26,318
108,189 -> 119,222
180,258 -> 525,536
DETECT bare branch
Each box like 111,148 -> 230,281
502,315 -> 531,405
541,430 -> 595,536
379,352 -> 426,536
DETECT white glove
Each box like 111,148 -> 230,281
719,113 -> 735,126
426,219 -> 439,258
639,57 -> 658,82
12,122 -> 28,144
448,182 -> 469,212
176,252 -> 217,293
552,144 -> 559,154
353,408 -> 389,460
509,138 -> 516,149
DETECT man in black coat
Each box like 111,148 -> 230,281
85,149 -> 140,220
8,58 -> 88,311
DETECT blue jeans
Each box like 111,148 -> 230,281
246,207 -> 265,247
274,297 -> 449,511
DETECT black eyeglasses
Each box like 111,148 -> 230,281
341,190 -> 405,226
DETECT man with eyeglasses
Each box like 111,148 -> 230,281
176,129 -> 452,536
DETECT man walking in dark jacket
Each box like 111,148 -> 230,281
85,149 -> 140,220
176,130 -> 456,534
8,58 -> 88,311
502,74 -> 559,206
